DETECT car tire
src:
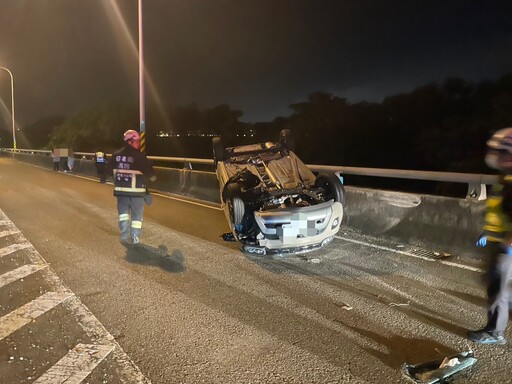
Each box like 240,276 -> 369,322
223,183 -> 245,229
315,173 -> 346,205
212,137 -> 225,163
279,129 -> 295,152
231,196 -> 245,227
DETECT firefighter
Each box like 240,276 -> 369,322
111,130 -> 155,245
94,148 -> 108,183
468,127 -> 512,345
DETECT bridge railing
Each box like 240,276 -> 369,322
0,147 -> 492,256
0,147 -> 495,200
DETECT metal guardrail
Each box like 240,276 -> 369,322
1,148 -> 496,199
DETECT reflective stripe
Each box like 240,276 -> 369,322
113,169 -> 143,175
131,221 -> 143,229
119,214 -> 130,221
113,168 -> 146,193
114,187 -> 147,193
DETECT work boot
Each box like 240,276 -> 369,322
467,329 -> 507,345
131,235 -> 140,245
119,234 -> 130,246
120,228 -> 130,245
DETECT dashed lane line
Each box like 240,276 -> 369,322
335,235 -> 485,273
0,263 -> 47,289
0,291 -> 74,340
0,242 -> 32,258
33,343 -> 115,384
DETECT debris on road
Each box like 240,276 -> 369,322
334,302 -> 353,311
402,351 -> 477,384
433,251 -> 451,259
389,301 -> 410,307
220,233 -> 236,242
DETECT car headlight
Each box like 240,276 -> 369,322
331,217 -> 339,229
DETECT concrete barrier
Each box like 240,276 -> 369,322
344,187 -> 485,257
4,151 -> 486,256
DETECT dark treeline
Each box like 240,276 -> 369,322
15,73 -> 512,174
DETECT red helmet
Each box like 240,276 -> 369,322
123,130 -> 140,142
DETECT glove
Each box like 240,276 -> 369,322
476,235 -> 487,247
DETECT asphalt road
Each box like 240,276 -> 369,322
0,157 -> 509,384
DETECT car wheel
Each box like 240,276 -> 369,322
212,137 -> 225,163
231,196 -> 245,227
279,129 -> 295,152
223,183 -> 245,230
315,173 -> 346,205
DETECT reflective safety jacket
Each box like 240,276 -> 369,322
111,145 -> 154,197
484,175 -> 512,243
95,151 -> 106,164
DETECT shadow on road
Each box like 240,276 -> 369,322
438,288 -> 487,308
347,324 -> 459,369
124,243 -> 186,273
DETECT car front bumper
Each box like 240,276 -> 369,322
245,201 -> 343,256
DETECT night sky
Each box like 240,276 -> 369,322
0,0 -> 511,131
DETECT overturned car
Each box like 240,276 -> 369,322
213,130 -> 345,256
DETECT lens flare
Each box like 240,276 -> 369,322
101,0 -> 172,133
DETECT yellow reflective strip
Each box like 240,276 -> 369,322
131,221 -> 143,229
487,196 -> 502,208
119,214 -> 130,221
114,187 -> 147,193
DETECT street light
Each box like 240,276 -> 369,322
138,0 -> 146,153
0,66 -> 16,149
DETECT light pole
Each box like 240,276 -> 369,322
0,67 -> 16,149
138,0 -> 146,153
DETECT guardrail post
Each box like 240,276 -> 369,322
184,161 -> 192,170
467,182 -> 487,200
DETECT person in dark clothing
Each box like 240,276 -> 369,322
95,149 -> 108,183
468,127 -> 512,345
110,130 -> 155,245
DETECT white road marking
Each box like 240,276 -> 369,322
335,235 -> 485,273
0,291 -> 73,340
0,242 -> 31,258
0,228 -> 20,238
0,263 -> 47,289
33,343 -> 114,384
64,297 -> 151,383
0,220 -> 13,226
0,208 -> 152,383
